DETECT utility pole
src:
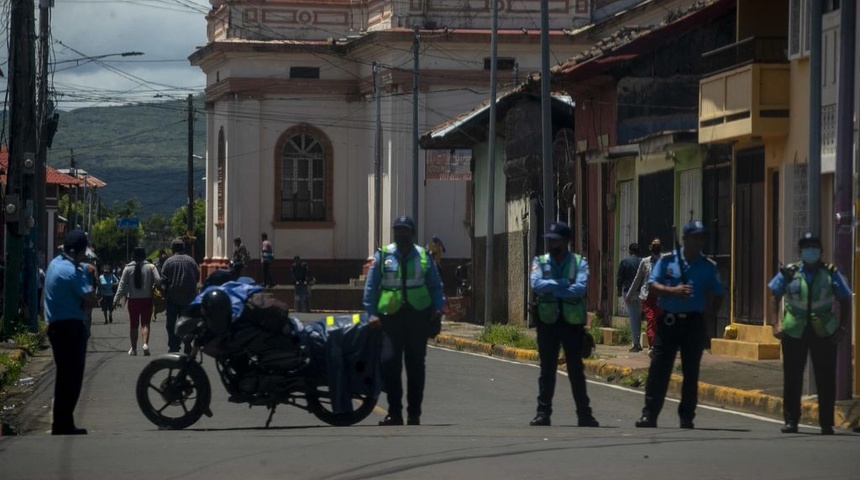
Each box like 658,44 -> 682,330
186,94 -> 195,258
540,0 -> 555,233
833,0 -> 855,400
30,0 -> 52,331
808,0 -> 822,237
412,26 -> 420,231
484,0 -> 499,326
806,0 -> 823,396
373,62 -> 382,249
4,0 -> 38,336
66,150 -> 75,223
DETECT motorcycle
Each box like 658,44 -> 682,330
135,284 -> 381,429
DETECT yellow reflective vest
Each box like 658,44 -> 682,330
782,262 -> 838,338
376,244 -> 432,315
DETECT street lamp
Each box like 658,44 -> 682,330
51,51 -> 144,67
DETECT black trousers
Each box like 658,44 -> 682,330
641,312 -> 704,422
380,305 -> 431,419
536,321 -> 592,418
263,262 -> 273,286
782,324 -> 837,427
294,283 -> 310,313
47,320 -> 88,431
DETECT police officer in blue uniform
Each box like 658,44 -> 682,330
44,230 -> 99,435
767,233 -> 851,435
529,221 -> 600,427
364,216 -> 444,426
635,220 -> 724,429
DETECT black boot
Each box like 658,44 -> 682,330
529,413 -> 551,426
378,415 -> 404,426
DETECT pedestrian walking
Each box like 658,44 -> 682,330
230,237 -> 250,280
81,260 -> 98,339
364,216 -> 444,426
617,243 -> 642,352
291,255 -> 312,313
114,247 -> 161,356
44,229 -> 98,435
635,220 -> 724,429
151,249 -> 169,323
425,235 -> 446,271
97,264 -> 119,324
626,238 -> 665,356
529,221 -> 600,428
768,232 -> 851,435
160,238 -> 200,353
261,233 -> 275,288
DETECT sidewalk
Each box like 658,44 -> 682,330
435,320 -> 860,432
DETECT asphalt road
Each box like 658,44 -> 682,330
1,309 -> 858,479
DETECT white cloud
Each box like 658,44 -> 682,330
25,1 -> 209,109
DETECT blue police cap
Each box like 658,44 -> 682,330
393,216 -> 415,231
798,232 -> 822,247
682,220 -> 707,236
544,221 -> 572,240
63,229 -> 89,255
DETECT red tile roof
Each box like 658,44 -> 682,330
0,147 -> 84,186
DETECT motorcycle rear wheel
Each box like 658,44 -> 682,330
307,385 -> 377,426
136,358 -> 211,430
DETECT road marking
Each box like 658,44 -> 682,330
429,344 -> 819,430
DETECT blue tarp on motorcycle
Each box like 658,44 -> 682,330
300,313 -> 382,414
189,281 -> 264,320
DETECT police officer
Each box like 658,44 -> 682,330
767,233 -> 851,435
364,216 -> 444,426
44,229 -> 99,435
635,220 -> 724,429
529,221 -> 600,427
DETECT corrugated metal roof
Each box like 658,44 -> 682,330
422,90 -> 573,147
554,0 -> 735,78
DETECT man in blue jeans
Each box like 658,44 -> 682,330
160,238 -> 199,353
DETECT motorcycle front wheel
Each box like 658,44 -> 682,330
136,357 -> 211,430
307,384 -> 377,426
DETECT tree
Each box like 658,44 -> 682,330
142,213 -> 172,254
171,198 -> 205,263
57,193 -> 86,229
91,216 -> 141,265
115,198 -> 142,219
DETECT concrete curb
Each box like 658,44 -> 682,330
433,334 -> 858,430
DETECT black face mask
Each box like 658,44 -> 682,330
549,246 -> 565,257
650,245 -> 661,255
394,234 -> 413,249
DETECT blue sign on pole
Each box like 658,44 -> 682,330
116,217 -> 140,229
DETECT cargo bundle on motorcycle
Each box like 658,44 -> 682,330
135,280 -> 382,429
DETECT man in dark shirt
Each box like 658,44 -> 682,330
291,256 -> 311,313
160,238 -> 200,353
617,243 -> 643,352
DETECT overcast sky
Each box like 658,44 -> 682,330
2,0 -> 210,110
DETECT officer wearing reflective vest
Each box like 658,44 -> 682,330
364,216 -> 444,426
768,232 -> 851,435
529,221 -> 600,428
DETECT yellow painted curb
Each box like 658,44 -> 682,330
434,334 -> 492,355
492,344 -> 540,362
432,334 -> 858,429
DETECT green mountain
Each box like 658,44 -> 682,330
45,96 -> 207,217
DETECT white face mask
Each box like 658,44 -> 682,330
801,247 -> 822,264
